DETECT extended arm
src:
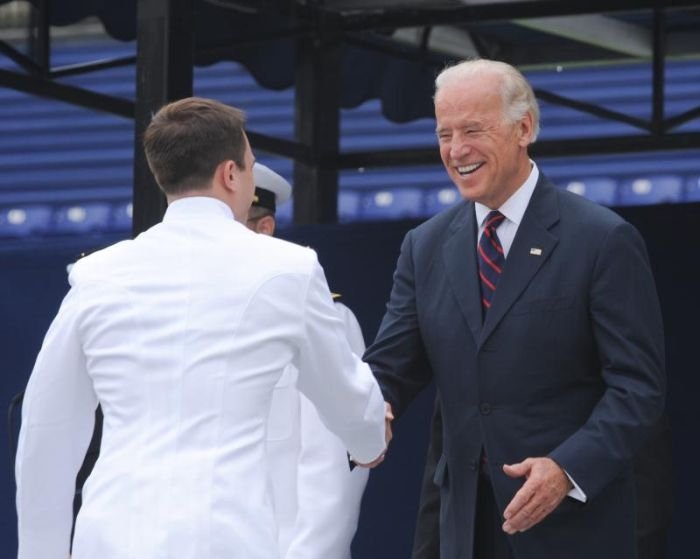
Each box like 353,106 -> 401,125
364,230 -> 434,417
285,303 -> 370,559
16,288 -> 98,559
294,259 -> 386,466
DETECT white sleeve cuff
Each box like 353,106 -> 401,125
564,470 -> 587,502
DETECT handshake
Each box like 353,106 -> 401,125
354,402 -> 394,469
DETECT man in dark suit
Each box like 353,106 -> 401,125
363,59 -> 666,559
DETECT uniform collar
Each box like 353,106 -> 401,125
163,196 -> 236,222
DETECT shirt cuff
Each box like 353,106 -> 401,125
564,470 -> 587,502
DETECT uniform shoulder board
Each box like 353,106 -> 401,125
66,246 -> 108,274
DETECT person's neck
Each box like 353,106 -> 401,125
166,188 -> 216,206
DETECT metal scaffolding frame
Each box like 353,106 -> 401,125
0,0 -> 699,232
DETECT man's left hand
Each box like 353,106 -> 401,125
501,457 -> 573,534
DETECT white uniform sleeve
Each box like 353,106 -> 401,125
294,260 -> 386,465
285,303 -> 370,559
15,287 -> 98,559
333,302 -> 366,358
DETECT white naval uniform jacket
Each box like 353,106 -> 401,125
15,197 -> 386,559
267,302 -> 370,559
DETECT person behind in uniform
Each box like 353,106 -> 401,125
363,59 -> 665,559
15,97 -> 389,559
245,162 -> 371,559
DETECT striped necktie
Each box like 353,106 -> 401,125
478,210 -> 506,315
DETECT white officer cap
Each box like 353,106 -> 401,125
252,162 -> 292,213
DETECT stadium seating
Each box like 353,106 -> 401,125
0,205 -> 53,238
360,188 -> 424,220
424,187 -> 460,215
684,175 -> 700,202
1,38 -> 699,240
564,177 -> 618,206
53,202 -> 113,234
618,175 -> 684,205
110,201 -> 133,232
338,190 -> 361,222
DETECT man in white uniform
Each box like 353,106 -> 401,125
15,97 -> 388,559
246,163 -> 370,559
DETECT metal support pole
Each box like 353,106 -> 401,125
28,0 -> 50,75
293,28 -> 342,224
132,0 -> 194,236
651,8 -> 666,135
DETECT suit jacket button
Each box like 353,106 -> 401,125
469,459 -> 478,471
479,403 -> 491,415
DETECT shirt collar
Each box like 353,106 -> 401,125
163,196 -> 237,223
474,161 -> 539,228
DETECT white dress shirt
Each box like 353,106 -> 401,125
474,162 -> 540,258
15,196 -> 386,559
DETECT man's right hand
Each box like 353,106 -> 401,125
355,402 -> 394,468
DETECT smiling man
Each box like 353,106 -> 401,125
364,59 -> 666,559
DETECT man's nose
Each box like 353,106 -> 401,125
449,135 -> 472,160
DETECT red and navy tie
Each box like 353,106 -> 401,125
478,210 -> 506,314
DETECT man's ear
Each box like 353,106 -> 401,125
256,215 -> 276,236
517,112 -> 535,147
222,160 -> 237,193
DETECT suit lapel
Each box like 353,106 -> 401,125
479,177 -> 561,347
442,203 -> 483,344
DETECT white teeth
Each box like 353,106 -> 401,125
457,163 -> 482,175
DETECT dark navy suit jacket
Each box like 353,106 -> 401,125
364,174 -> 666,559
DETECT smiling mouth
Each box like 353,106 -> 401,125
456,162 -> 484,176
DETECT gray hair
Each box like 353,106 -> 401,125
435,59 -> 540,142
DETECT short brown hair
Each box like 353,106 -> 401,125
143,97 -> 248,195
